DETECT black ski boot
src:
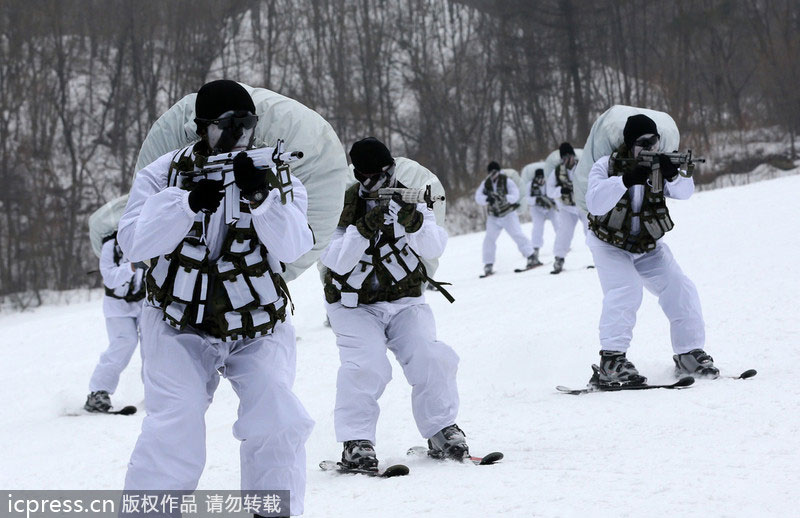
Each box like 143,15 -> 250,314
589,350 -> 647,387
527,249 -> 542,268
341,440 -> 379,471
84,390 -> 112,412
550,256 -> 564,274
428,424 -> 469,461
674,349 -> 719,379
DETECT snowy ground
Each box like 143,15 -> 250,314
1,176 -> 799,517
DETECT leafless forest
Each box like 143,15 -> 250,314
0,0 -> 798,299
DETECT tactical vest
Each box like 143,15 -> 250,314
103,233 -> 146,303
485,174 -> 518,217
529,176 -> 555,210
144,145 -> 290,341
555,165 -> 575,206
323,183 -> 431,307
587,145 -> 675,254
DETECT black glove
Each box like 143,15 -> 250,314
355,205 -> 385,239
486,192 -> 497,204
659,153 -> 680,181
622,165 -> 650,188
233,152 -> 268,196
188,179 -> 224,213
392,193 -> 423,233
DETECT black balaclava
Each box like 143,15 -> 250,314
350,137 -> 395,192
623,114 -> 659,149
559,142 -> 575,158
194,80 -> 257,154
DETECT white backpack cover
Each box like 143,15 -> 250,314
573,105 -> 680,212
133,83 -> 351,282
88,194 -> 129,258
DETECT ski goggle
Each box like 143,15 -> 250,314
354,162 -> 394,181
633,134 -> 660,149
195,110 -> 258,130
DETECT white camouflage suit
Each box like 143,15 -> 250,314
89,239 -> 144,394
585,156 -> 705,353
322,193 -> 460,444
524,179 -> 560,251
474,176 -> 534,265
547,165 -> 589,258
118,149 -> 315,515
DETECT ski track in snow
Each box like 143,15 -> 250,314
1,176 -> 799,517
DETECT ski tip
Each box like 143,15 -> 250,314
115,405 -> 138,415
477,452 -> 504,465
381,464 -> 410,477
738,369 -> 758,379
675,376 -> 695,387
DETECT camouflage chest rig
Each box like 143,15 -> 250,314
555,164 -> 576,206
103,233 -> 145,303
324,182 -> 431,307
485,174 -> 518,217
587,144 -> 675,254
145,144 -> 291,341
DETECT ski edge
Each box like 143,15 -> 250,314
556,376 -> 695,395
406,446 -> 503,466
318,460 -> 409,478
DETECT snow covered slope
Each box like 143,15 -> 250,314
1,176 -> 799,517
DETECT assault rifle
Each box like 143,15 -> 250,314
182,139 -> 303,224
618,150 -> 705,194
362,185 -> 445,209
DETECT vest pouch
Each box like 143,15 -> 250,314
177,241 -> 207,267
379,244 -> 411,282
345,261 -> 374,289
341,291 -> 359,308
249,273 -> 280,306
221,311 -> 244,341
641,209 -> 665,241
242,246 -> 270,277
607,198 -> 629,231
229,237 -> 253,256
149,256 -> 171,291
656,207 -> 674,234
172,266 -> 200,303
222,274 -> 256,309
234,212 -> 252,229
249,308 -> 272,333
164,301 -> 189,328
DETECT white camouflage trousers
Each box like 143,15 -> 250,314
89,316 -> 140,394
587,233 -> 705,354
326,301 -> 460,443
529,206 -> 560,251
482,212 -> 534,265
553,207 -> 588,258
124,305 -> 314,515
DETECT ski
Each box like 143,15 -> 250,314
514,263 -> 543,273
479,272 -> 494,278
406,446 -> 504,466
732,369 -> 757,380
318,460 -> 409,478
556,376 -> 695,395
65,405 -> 137,416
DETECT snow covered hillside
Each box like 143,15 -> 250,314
1,176 -> 798,517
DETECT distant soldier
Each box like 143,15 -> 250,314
524,167 -> 559,267
84,233 -> 144,413
547,143 -> 589,274
475,161 -> 536,276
